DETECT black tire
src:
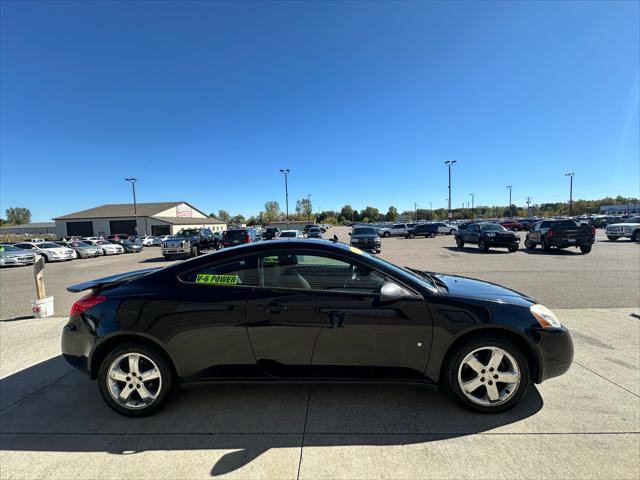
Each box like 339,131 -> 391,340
97,342 -> 174,417
190,245 -> 199,258
508,244 -> 518,253
478,239 -> 490,252
430,233 -> 436,238
607,236 -> 618,241
164,255 -> 174,261
449,229 -> 456,235
41,254 -> 49,263
631,230 -> 640,242
383,232 -> 390,238
444,335 -> 531,413
542,237 -> 551,252
524,239 -> 536,250
579,244 -> 592,254
409,233 -> 415,239
456,238 -> 464,248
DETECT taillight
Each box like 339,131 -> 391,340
245,234 -> 251,243
70,294 -> 107,316
548,229 -> 553,237
592,227 -> 596,236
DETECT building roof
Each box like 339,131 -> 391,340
154,217 -> 226,225
54,202 -> 201,220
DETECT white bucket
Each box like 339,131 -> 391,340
32,296 -> 54,318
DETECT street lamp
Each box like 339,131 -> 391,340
470,193 -> 474,218
444,161 -> 457,218
279,169 -> 290,228
124,178 -> 138,234
506,185 -> 513,216
565,173 -> 575,216
307,193 -> 312,222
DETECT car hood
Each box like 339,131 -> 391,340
352,234 -> 380,239
608,222 -> 640,228
434,273 -> 534,305
0,250 -> 33,257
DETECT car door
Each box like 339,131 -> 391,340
163,255 -> 261,381
463,224 -> 478,242
528,222 -> 542,243
245,250 -> 432,380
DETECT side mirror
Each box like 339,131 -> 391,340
378,281 -> 404,303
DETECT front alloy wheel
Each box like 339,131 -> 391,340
98,345 -> 173,416
446,337 -> 530,413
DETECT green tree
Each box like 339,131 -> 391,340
5,207 -> 31,225
385,206 -> 398,221
217,210 -> 231,223
295,198 -> 313,219
362,206 -> 381,222
260,201 -> 281,224
340,205 -> 354,221
230,214 -> 246,224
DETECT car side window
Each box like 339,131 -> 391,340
179,256 -> 259,286
259,253 -> 386,293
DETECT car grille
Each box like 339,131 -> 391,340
17,256 -> 32,262
607,226 -> 622,232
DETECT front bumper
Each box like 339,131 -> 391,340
0,256 -> 34,266
531,326 -> 574,383
485,238 -> 519,247
162,247 -> 189,255
350,241 -> 381,251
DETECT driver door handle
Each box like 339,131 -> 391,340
259,303 -> 288,314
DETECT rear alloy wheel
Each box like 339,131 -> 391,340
631,231 -> 639,242
446,337 -> 530,413
409,233 -> 415,239
383,232 -> 390,238
478,239 -> 490,252
580,244 -> 592,254
524,239 -> 536,250
98,344 -> 173,417
190,246 -> 199,258
456,238 -> 464,248
449,229 -> 456,235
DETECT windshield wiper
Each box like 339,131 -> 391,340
406,267 -> 449,291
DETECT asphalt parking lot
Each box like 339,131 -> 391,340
0,227 -> 638,479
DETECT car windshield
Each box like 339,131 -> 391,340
39,242 -> 62,248
309,228 -> 321,232
625,217 -> 640,223
0,245 -> 20,252
353,228 -> 376,235
280,231 -> 297,237
174,229 -> 199,238
357,250 -> 438,293
482,224 -> 507,232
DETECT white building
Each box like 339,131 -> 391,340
599,203 -> 640,215
53,202 -> 226,238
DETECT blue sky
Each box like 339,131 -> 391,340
1,1 -> 638,221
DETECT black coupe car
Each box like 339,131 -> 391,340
62,239 -> 572,416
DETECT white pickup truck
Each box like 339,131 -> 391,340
605,216 -> 640,242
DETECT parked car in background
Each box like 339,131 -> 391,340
455,223 -> 520,252
500,219 -> 524,231
162,228 -> 219,259
0,244 -> 35,267
84,240 -> 125,255
107,234 -> 130,242
405,223 -> 438,239
525,219 -> 595,253
605,216 -> 640,242
14,241 -> 76,262
153,235 -> 172,246
378,223 -> 415,237
137,236 -> 155,246
307,227 -> 323,239
56,240 -> 102,259
263,227 -> 281,240
349,226 -> 381,253
279,230 -> 304,238
435,222 -> 458,235
120,240 -> 143,254
517,218 -> 540,231
221,228 -> 260,248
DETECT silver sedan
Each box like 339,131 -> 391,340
0,244 -> 35,267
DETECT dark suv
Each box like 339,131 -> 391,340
263,227 -> 281,240
455,223 -> 520,252
405,223 -> 438,238
222,228 -> 260,248
349,226 -> 381,253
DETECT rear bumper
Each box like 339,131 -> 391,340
61,317 -> 95,376
351,242 -> 380,251
532,326 -> 574,383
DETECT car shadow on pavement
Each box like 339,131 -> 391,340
138,257 -> 173,263
0,356 -> 544,477
519,248 -> 583,256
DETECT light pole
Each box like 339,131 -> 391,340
124,178 -> 138,234
506,185 -> 512,216
307,193 -> 312,222
470,193 -> 474,218
565,173 -> 575,216
279,169 -> 290,228
445,160 -> 457,218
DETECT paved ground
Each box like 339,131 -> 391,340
0,227 -> 639,479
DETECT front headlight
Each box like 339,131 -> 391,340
530,304 -> 562,329
351,238 -> 359,243
487,232 -> 496,237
